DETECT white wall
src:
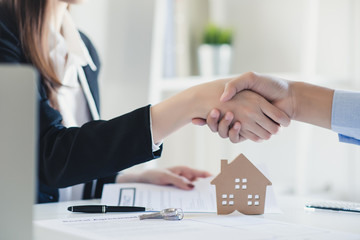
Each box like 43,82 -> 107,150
227,0 -> 305,74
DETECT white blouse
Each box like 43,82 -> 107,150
49,11 -> 99,128
49,11 -> 99,202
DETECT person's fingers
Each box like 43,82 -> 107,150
238,135 -> 247,142
220,72 -> 256,102
220,81 -> 239,102
192,118 -> 207,126
165,173 -> 194,190
183,168 -> 212,180
218,112 -> 234,138
248,104 -> 282,135
255,114 -> 281,135
228,121 -> 242,143
169,166 -> 211,181
243,120 -> 272,140
260,100 -> 291,127
239,129 -> 262,142
201,171 -> 212,178
207,109 -> 221,132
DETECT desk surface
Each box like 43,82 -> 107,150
34,195 -> 360,239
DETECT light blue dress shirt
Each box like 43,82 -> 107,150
331,90 -> 360,145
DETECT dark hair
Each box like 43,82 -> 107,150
2,0 -> 61,107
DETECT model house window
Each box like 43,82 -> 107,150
247,194 -> 260,206
221,194 -> 234,206
235,177 -> 248,190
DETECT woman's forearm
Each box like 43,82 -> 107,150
150,79 -> 228,143
150,86 -> 209,144
150,89 -> 195,144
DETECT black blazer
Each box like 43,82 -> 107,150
0,8 -> 162,203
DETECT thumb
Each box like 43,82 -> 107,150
220,73 -> 255,102
220,82 -> 239,102
192,118 -> 207,126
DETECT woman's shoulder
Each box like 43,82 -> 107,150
0,6 -> 25,63
0,5 -> 20,44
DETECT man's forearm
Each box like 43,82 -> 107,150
292,82 -> 334,129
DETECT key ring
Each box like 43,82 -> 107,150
139,208 -> 184,220
161,208 -> 184,220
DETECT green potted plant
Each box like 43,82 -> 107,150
198,23 -> 233,76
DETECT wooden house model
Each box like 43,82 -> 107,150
211,154 -> 272,215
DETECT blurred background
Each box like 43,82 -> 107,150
71,0 -> 360,201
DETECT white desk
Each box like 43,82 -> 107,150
34,195 -> 360,240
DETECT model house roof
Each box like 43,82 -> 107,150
211,154 -> 272,187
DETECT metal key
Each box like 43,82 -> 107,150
139,208 -> 184,220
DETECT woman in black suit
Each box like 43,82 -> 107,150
0,0 -> 289,203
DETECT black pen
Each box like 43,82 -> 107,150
67,205 -> 146,213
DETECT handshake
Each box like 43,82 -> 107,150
190,72 -> 334,143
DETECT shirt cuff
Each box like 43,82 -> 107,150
338,134 -> 360,145
149,106 -> 163,152
331,90 -> 360,145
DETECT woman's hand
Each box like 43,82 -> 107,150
192,88 -> 290,142
192,110 -> 245,143
116,166 -> 212,190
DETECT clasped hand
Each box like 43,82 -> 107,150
192,73 -> 293,143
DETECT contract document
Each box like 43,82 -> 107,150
35,213 -> 360,240
100,177 -> 280,213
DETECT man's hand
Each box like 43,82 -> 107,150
219,72 -> 334,129
221,72 -> 295,119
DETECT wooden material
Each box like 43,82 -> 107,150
211,154 -> 272,215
